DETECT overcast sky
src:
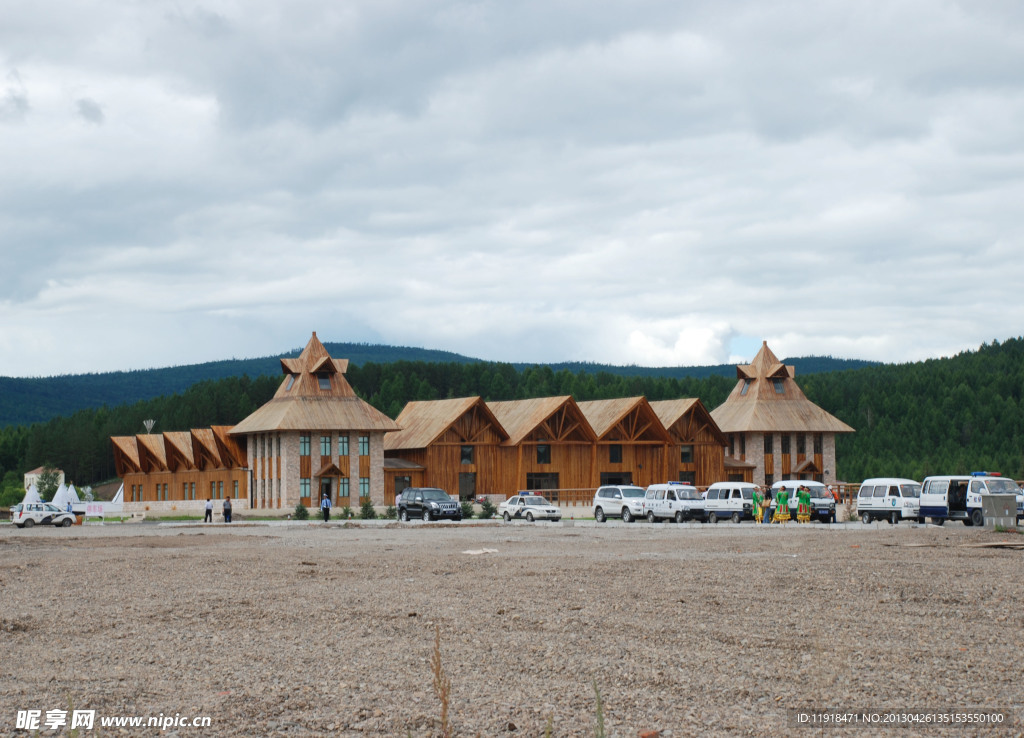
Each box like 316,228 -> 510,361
3,0 -> 1024,377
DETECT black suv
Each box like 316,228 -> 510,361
397,487 -> 462,522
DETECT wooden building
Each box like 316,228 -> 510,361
649,398 -> 728,486
384,394 -> 729,501
111,426 -> 250,511
488,396 -> 597,494
230,332 -> 400,509
710,341 -> 854,486
576,397 -> 673,489
383,397 -> 508,504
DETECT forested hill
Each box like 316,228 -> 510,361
0,343 -> 874,428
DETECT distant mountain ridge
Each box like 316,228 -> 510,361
0,342 -> 878,427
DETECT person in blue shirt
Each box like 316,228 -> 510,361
321,493 -> 332,522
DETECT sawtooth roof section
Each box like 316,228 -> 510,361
136,433 -> 168,472
163,431 -> 195,471
576,397 -> 673,443
711,341 -> 855,434
110,437 -> 141,475
384,397 -> 506,451
232,333 -> 398,435
487,396 -> 596,446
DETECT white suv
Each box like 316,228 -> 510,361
643,483 -> 704,523
11,502 -> 76,528
592,485 -> 647,523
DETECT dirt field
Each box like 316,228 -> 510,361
1,520 -> 1022,737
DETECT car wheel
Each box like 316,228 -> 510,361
731,512 -> 742,524
503,512 -> 511,522
61,517 -> 73,527
932,517 -> 945,526
422,509 -> 432,522
621,508 -> 633,523
399,509 -> 409,522
647,511 -> 656,523
595,507 -> 606,523
709,513 -> 718,524
970,508 -> 984,527
23,518 -> 35,528
675,511 -> 684,524
526,512 -> 535,522
861,512 -> 871,524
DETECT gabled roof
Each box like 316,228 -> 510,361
110,437 -> 142,474
231,332 -> 399,434
384,397 -> 507,451
164,431 -> 196,471
137,433 -> 168,472
649,398 -> 728,446
486,396 -> 596,446
576,397 -> 673,443
711,341 -> 855,434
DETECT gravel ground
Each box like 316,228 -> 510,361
1,519 -> 1022,737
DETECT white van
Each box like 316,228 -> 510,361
643,483 -> 705,523
919,472 -> 1019,526
856,478 -> 921,524
770,480 -> 836,523
704,482 -> 756,523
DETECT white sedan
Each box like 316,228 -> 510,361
498,494 -> 562,522
11,502 -> 76,528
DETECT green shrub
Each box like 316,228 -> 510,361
479,498 -> 497,519
341,505 -> 353,519
359,498 -> 377,519
460,500 -> 474,519
293,504 -> 309,520
383,505 -> 397,519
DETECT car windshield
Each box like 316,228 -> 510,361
523,497 -> 549,505
742,489 -> 753,499
43,503 -> 62,511
678,490 -> 701,500
899,484 -> 921,498
422,490 -> 450,501
621,488 -> 646,498
985,478 -> 1018,494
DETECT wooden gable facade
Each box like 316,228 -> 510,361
649,398 -> 729,486
577,398 -> 673,489
383,397 -> 508,502
489,396 -> 596,493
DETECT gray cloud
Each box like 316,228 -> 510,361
1,0 -> 1023,376
75,97 -> 104,124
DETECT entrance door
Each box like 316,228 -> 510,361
320,478 -> 332,504
394,476 -> 411,505
458,472 -> 476,501
600,472 -> 633,485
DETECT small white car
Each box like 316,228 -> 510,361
498,494 -> 562,522
11,502 -> 76,528
704,482 -> 756,523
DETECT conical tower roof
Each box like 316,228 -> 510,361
230,333 -> 400,434
710,341 -> 854,434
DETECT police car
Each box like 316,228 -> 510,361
643,483 -> 705,523
497,492 -> 562,522
10,502 -> 76,528
856,478 -> 921,524
919,472 -> 1019,527
703,482 -> 757,523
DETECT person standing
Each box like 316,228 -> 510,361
223,496 -> 232,523
762,488 -> 773,524
321,493 -> 332,522
204,498 -> 213,523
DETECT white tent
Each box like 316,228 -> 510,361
20,484 -> 41,505
66,484 -> 81,503
51,483 -> 74,510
